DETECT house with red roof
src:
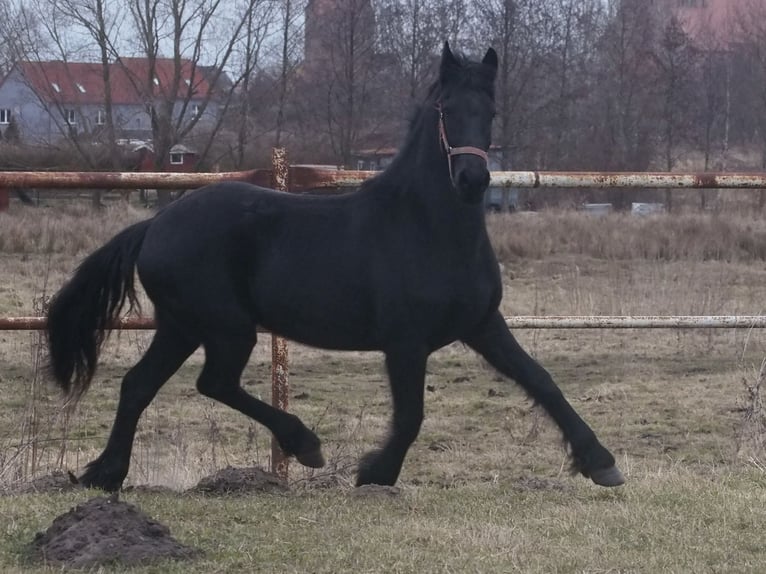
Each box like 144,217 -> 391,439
0,57 -> 219,145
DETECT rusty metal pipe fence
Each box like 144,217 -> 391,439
6,169 -> 766,190
4,162 -> 766,476
4,315 -> 766,331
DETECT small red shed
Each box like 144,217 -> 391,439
134,143 -> 199,172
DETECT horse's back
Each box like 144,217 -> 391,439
136,182 -> 377,343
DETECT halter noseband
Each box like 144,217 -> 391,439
435,101 -> 489,187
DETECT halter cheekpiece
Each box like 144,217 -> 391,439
435,101 -> 489,186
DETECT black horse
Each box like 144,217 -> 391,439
46,43 -> 624,492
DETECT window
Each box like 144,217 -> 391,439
96,110 -> 106,125
169,152 -> 184,165
64,109 -> 76,125
356,160 -> 365,170
76,83 -> 86,93
191,104 -> 201,118
0,109 -> 10,124
51,82 -> 61,93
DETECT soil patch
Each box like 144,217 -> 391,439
27,495 -> 200,569
189,466 -> 288,495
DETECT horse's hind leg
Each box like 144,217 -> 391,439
463,311 -> 624,487
356,347 -> 427,486
195,334 -> 325,468
79,316 -> 199,491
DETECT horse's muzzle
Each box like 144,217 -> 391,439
454,158 -> 490,204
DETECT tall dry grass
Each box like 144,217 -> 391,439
0,202 -> 150,256
488,211 -> 766,263
4,203 -> 766,263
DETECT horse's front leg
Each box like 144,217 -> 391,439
356,346 -> 428,486
463,311 -> 624,487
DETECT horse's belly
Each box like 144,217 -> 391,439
252,277 -> 381,351
258,313 -> 380,351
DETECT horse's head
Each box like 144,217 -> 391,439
436,42 -> 497,205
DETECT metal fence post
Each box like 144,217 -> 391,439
270,147 -> 290,480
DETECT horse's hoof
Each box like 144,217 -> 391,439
296,448 -> 325,468
590,465 -> 625,487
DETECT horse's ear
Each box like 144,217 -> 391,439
482,48 -> 498,73
440,41 -> 460,83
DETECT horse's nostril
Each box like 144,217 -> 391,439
457,169 -> 489,191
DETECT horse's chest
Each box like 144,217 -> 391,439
401,262 -> 500,335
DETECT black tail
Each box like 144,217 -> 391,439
46,219 -> 152,400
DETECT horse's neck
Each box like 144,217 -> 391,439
381,116 -> 452,199
372,126 -> 489,247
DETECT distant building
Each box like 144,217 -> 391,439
350,147 -> 398,171
134,143 -> 199,173
675,0 -> 748,47
0,58 -> 219,145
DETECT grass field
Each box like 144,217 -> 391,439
1,201 -> 765,572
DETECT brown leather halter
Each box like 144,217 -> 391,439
436,101 -> 489,187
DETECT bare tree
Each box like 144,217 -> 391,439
126,0 -> 274,204
652,16 -> 699,211
274,0 -> 305,149
376,0 -> 446,101
48,0 -> 125,178
729,1 -> 766,208
654,16 -> 699,173
591,0 -> 659,172
0,0 -> 41,75
544,0 -> 606,168
301,0 -> 378,166
472,0 -> 561,171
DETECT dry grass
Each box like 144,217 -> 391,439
487,210 -> 766,263
1,201 -> 766,571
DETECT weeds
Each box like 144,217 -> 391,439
737,358 -> 766,466
487,211 -> 766,263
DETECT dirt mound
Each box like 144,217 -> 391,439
190,466 -> 288,495
28,495 -> 200,569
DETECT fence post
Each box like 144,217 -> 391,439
270,148 -> 290,480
